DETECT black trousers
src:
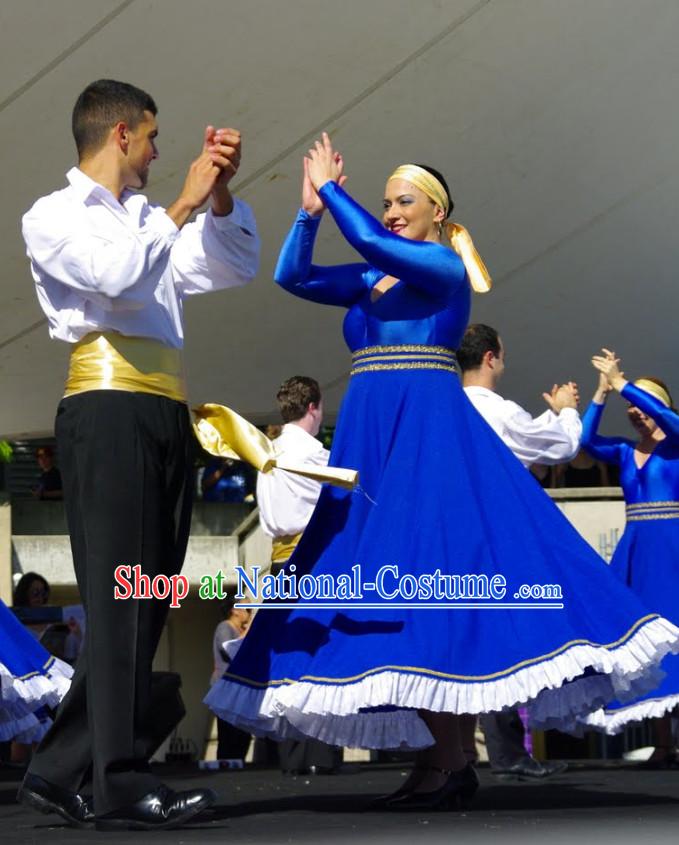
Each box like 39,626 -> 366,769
480,710 -> 530,769
29,392 -> 193,814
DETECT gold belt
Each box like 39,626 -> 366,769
271,533 -> 302,564
626,501 -> 679,522
64,332 -> 187,402
350,345 -> 458,376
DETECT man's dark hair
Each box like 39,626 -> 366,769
457,324 -> 501,372
72,79 -> 157,158
276,376 -> 321,423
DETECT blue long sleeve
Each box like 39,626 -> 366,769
621,382 -> 679,441
581,401 -> 629,465
274,209 -> 368,307
318,182 -> 468,300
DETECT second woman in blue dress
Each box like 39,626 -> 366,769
578,351 -> 679,762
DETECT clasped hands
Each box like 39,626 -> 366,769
542,382 -> 579,413
591,348 -> 627,398
178,125 -> 242,217
302,132 -> 347,216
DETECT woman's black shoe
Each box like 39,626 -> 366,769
388,764 -> 479,811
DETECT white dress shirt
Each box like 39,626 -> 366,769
256,424 -> 330,537
22,167 -> 259,348
464,385 -> 582,467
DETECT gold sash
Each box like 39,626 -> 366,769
64,332 -> 187,402
271,533 -> 302,564
193,403 -> 358,489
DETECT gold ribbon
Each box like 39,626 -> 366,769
445,222 -> 492,294
634,378 -> 673,409
387,164 -> 492,293
64,332 -> 186,401
193,404 -> 358,490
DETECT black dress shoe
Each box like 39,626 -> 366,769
95,784 -> 216,831
17,773 -> 94,828
389,763 -> 480,811
492,757 -> 568,779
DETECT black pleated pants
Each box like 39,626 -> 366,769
480,710 -> 530,769
28,391 -> 193,814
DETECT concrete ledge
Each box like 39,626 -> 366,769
12,535 -> 242,586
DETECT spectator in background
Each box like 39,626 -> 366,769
551,448 -> 611,488
210,599 -> 252,763
202,458 -> 255,503
33,447 -> 63,500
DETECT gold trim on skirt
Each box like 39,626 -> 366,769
64,332 -> 187,402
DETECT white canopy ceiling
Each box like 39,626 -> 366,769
1,0 -> 677,437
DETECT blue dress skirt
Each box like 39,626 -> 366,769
0,599 -> 72,742
206,183 -> 679,749
577,383 -> 679,734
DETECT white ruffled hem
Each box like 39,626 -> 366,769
577,693 -> 679,736
206,616 -> 679,750
0,656 -> 73,712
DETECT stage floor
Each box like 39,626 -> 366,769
1,761 -> 678,844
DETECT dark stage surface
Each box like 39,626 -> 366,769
1,761 -> 678,844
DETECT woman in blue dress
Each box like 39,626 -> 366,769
578,350 -> 679,763
0,598 -> 72,742
206,134 -> 679,808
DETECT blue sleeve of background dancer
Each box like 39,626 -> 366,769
581,401 -> 629,464
274,209 -> 369,307
621,382 -> 679,440
318,181 -> 468,300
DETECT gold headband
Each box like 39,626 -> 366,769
634,378 -> 673,409
387,164 -> 492,293
388,165 -> 450,216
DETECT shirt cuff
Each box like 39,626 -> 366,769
209,199 -> 256,236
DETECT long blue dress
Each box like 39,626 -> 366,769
578,382 -> 679,733
206,182 -> 679,749
0,599 -> 72,741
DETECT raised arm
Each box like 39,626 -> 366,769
171,201 -> 259,296
620,382 -> 679,440
318,181 -> 466,300
591,349 -> 679,440
581,399 -> 628,464
273,209 -> 368,307
305,133 -> 466,300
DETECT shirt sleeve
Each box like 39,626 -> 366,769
318,181 -> 468,300
170,200 -> 260,295
274,208 -> 369,307
500,402 -> 583,466
621,382 -> 679,440
22,198 -> 179,303
580,401 -> 629,464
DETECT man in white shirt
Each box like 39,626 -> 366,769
256,376 -> 341,774
18,79 -> 259,830
458,323 -> 578,779
257,376 -> 329,572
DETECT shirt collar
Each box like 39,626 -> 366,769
66,166 -> 132,206
281,423 -> 323,447
463,385 -> 502,401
